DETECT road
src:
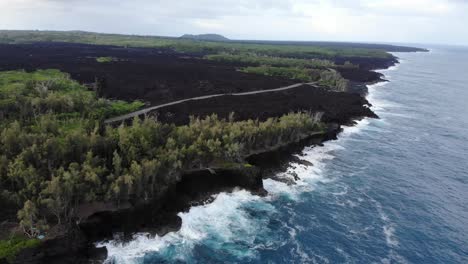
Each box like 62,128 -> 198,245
104,82 -> 316,124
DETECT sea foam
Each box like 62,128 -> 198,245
100,190 -> 270,263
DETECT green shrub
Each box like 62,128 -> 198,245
241,66 -> 316,82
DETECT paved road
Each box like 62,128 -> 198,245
104,82 -> 316,124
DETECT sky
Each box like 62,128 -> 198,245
0,0 -> 467,45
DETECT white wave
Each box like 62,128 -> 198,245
371,198 -> 400,248
368,81 -> 388,88
367,82 -> 389,104
264,141 -> 345,198
369,99 -> 400,112
263,178 -> 300,200
383,63 -> 400,72
367,80 -> 403,113
100,234 -> 166,263
100,190 -> 270,263
341,118 -> 370,137
383,225 -> 399,247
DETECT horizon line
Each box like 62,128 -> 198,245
1,28 -> 467,48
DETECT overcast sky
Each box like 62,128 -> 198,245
0,0 -> 467,45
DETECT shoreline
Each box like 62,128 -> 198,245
5,50 -> 402,264
96,61 -> 400,262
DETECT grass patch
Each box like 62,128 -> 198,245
96,56 -> 117,63
99,100 -> 145,117
0,236 -> 40,263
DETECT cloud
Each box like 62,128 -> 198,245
0,0 -> 467,45
361,0 -> 455,16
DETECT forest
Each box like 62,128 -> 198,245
0,69 -> 325,257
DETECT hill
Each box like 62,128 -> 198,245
180,33 -> 230,41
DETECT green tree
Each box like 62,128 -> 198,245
17,200 -> 47,238
41,172 -> 74,224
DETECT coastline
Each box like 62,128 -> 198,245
97,61 -> 400,262
5,50 -> 404,264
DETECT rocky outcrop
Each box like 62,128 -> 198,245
336,67 -> 385,83
333,56 -> 398,71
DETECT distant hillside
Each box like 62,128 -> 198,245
180,34 -> 230,42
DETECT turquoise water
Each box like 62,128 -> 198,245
102,46 -> 468,263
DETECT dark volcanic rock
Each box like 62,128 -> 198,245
154,85 -> 377,126
334,56 -> 398,70
0,43 -> 295,106
86,245 -> 108,263
336,67 -> 385,83
12,228 -> 87,264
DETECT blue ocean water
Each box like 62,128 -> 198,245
102,46 -> 468,263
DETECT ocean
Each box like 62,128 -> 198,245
101,45 -> 468,263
